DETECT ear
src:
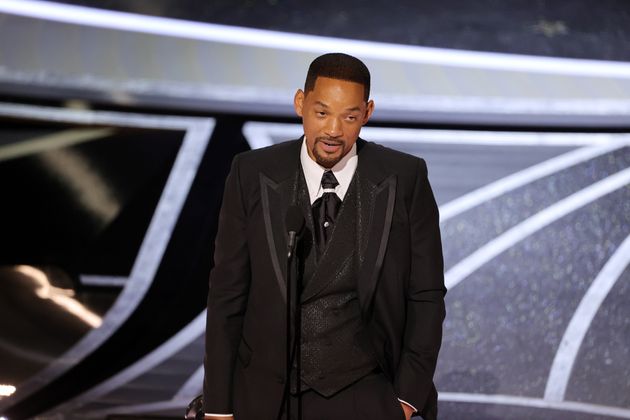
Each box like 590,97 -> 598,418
294,89 -> 305,117
362,99 -> 375,125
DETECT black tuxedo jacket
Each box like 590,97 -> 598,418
204,138 -> 445,419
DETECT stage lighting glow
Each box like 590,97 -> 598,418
0,385 -> 16,397
0,128 -> 113,163
14,265 -> 103,328
39,148 -> 120,225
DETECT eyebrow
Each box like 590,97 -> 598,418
314,101 -> 361,112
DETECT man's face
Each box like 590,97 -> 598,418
294,76 -> 374,168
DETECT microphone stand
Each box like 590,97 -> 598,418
284,231 -> 300,420
295,248 -> 303,420
281,206 -> 304,420
285,236 -> 294,420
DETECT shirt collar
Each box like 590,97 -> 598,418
300,137 -> 358,204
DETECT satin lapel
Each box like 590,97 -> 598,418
355,168 -> 373,267
260,171 -> 297,303
297,168 -> 318,286
356,168 -> 397,316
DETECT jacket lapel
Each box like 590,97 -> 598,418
260,140 -> 302,303
354,141 -> 397,316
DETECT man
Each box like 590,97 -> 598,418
204,53 -> 445,420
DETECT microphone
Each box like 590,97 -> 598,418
283,205 -> 305,420
286,205 -> 305,260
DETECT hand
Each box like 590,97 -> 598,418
400,402 -> 414,420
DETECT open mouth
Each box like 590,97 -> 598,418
319,139 -> 342,153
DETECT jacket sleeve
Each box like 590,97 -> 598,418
394,158 -> 446,418
203,154 -> 251,414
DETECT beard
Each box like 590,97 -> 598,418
311,137 -> 345,168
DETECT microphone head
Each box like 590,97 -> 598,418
285,205 -> 305,234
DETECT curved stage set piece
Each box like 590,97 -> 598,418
1,1 -> 629,419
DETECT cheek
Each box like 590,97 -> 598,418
344,124 -> 362,140
303,117 -> 323,136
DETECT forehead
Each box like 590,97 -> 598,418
306,77 -> 365,105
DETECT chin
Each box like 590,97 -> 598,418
314,152 -> 340,168
312,148 -> 341,167
317,159 -> 336,168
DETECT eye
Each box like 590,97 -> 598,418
316,111 -> 326,117
347,115 -> 357,121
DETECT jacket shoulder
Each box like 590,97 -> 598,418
230,138 -> 302,185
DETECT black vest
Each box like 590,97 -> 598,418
291,168 -> 378,397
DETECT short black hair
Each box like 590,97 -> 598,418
304,53 -> 371,101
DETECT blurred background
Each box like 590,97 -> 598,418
0,1 -> 629,419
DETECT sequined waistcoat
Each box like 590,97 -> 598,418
292,170 -> 378,397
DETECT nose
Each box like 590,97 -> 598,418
325,117 -> 342,138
